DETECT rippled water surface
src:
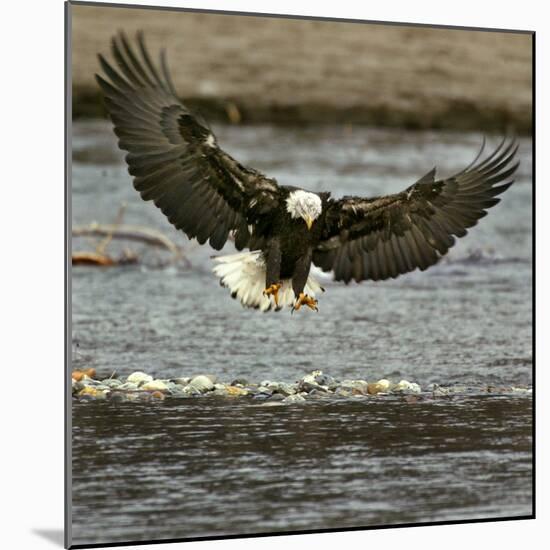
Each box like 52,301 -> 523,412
70,122 -> 533,546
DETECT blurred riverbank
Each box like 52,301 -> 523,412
70,3 -> 532,133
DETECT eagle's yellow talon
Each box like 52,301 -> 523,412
263,283 -> 282,307
292,292 -> 318,313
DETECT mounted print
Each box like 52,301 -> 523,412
66,1 -> 534,547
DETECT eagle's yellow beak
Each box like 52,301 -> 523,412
304,215 -> 313,230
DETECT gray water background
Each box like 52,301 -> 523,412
71,121 -> 533,545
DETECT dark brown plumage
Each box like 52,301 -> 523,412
315,138 -> 518,283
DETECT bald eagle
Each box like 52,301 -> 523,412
96,32 -> 519,313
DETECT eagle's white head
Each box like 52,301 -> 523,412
286,190 -> 323,230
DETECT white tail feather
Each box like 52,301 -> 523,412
212,251 -> 323,312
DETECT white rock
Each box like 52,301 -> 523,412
277,383 -> 296,396
182,385 -> 202,396
376,379 -> 392,392
141,380 -> 168,391
188,375 -> 215,393
392,380 -> 421,393
127,371 -> 153,384
302,370 -> 323,385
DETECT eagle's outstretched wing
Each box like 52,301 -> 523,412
95,32 -> 280,251
314,138 -> 519,283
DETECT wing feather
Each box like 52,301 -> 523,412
96,32 -> 280,251
314,138 -> 519,282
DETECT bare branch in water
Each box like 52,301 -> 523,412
95,203 -> 127,255
72,203 -> 191,267
73,223 -> 183,259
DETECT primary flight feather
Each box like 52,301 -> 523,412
96,32 -> 519,313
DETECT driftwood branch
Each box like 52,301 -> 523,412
96,203 -> 126,255
73,223 -> 182,259
72,249 -> 138,266
72,203 -> 190,267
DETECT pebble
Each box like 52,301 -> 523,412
78,386 -> 108,400
376,379 -> 392,391
367,379 -> 391,395
367,383 -> 384,395
141,380 -> 169,391
301,370 -> 323,385
181,385 -> 203,396
187,375 -> 215,393
225,386 -> 248,397
392,380 -> 421,394
275,383 -> 297,396
126,371 -> 153,385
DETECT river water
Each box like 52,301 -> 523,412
70,121 -> 533,546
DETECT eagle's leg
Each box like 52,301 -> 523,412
263,283 -> 282,307
290,251 -> 318,313
292,292 -> 318,313
263,239 -> 282,307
